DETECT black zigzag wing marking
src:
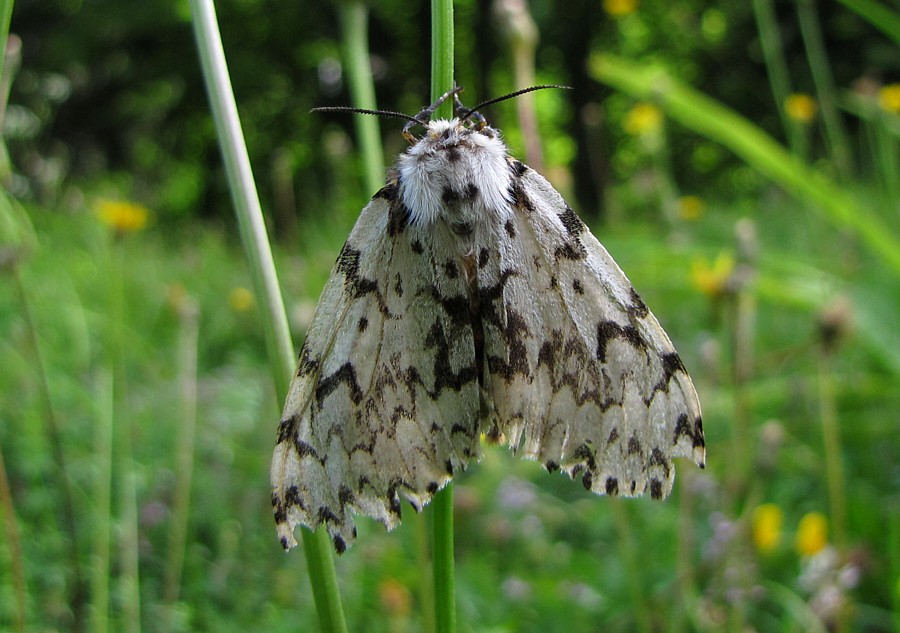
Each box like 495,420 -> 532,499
271,196 -> 481,552
480,164 -> 704,502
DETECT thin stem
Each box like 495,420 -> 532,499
189,2 -> 347,632
818,351 -> 847,549
796,0 -> 853,180
109,242 -> 141,633
13,264 -> 87,631
0,436 -> 26,633
0,0 -> 16,182
751,0 -> 797,151
162,297 -> 200,630
430,3 -> 456,633
89,369 -> 113,633
338,2 -> 385,194
835,0 -> 900,51
611,499 -> 652,633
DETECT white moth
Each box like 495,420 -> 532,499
271,87 -> 705,553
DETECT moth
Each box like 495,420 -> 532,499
271,86 -> 705,553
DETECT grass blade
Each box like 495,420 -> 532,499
430,3 -> 456,633
589,53 -> 900,275
188,2 -> 347,631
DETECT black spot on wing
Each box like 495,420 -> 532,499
296,345 -> 319,377
373,180 -> 398,201
627,287 -> 649,318
646,352 -> 690,403
596,320 -> 647,363
674,413 -> 705,451
507,177 -> 535,213
276,414 -> 300,444
627,436 -> 642,455
444,260 -> 458,279
558,206 -> 585,237
315,362 -> 364,406
508,158 -> 528,177
424,321 -> 478,395
554,241 -> 587,261
387,201 -> 410,237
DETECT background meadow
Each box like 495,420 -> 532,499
2,0 -> 900,632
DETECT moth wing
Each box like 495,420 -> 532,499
271,190 -> 481,552
480,163 -> 704,500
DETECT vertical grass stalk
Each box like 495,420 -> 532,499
835,0 -> 900,46
337,2 -> 385,194
0,438 -> 25,633
189,1 -> 347,631
12,262 -> 87,630
0,0 -> 16,181
108,241 -> 141,633
430,3 -> 456,633
796,0 -> 853,179
162,297 -> 200,630
89,369 -> 113,633
611,499 -> 652,633
751,0 -> 797,151
817,351 -> 847,549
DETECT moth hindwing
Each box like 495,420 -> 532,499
271,93 -> 704,553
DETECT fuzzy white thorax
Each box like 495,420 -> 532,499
397,119 -> 513,225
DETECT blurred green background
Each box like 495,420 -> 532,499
2,0 -> 900,632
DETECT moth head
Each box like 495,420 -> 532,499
311,85 -> 571,145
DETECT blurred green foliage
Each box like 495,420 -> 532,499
8,0 -> 899,222
3,1 -> 900,632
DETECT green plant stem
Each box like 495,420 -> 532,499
611,499 -> 652,633
0,437 -> 25,633
13,264 -> 87,631
338,2 -> 384,194
818,351 -> 847,549
162,298 -> 200,630
752,0 -> 797,151
890,508 -> 900,633
796,0 -> 853,180
90,369 -> 113,633
109,242 -> 141,633
835,0 -> 900,47
589,54 -> 900,276
430,3 -> 456,633
0,0 -> 15,183
189,2 -> 347,632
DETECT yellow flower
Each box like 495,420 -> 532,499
796,512 -> 828,556
94,199 -> 150,234
878,83 -> 900,114
751,504 -> 783,553
604,0 -> 638,16
677,195 -> 705,221
228,286 -> 255,312
784,93 -> 817,124
623,102 -> 662,136
690,252 -> 734,298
